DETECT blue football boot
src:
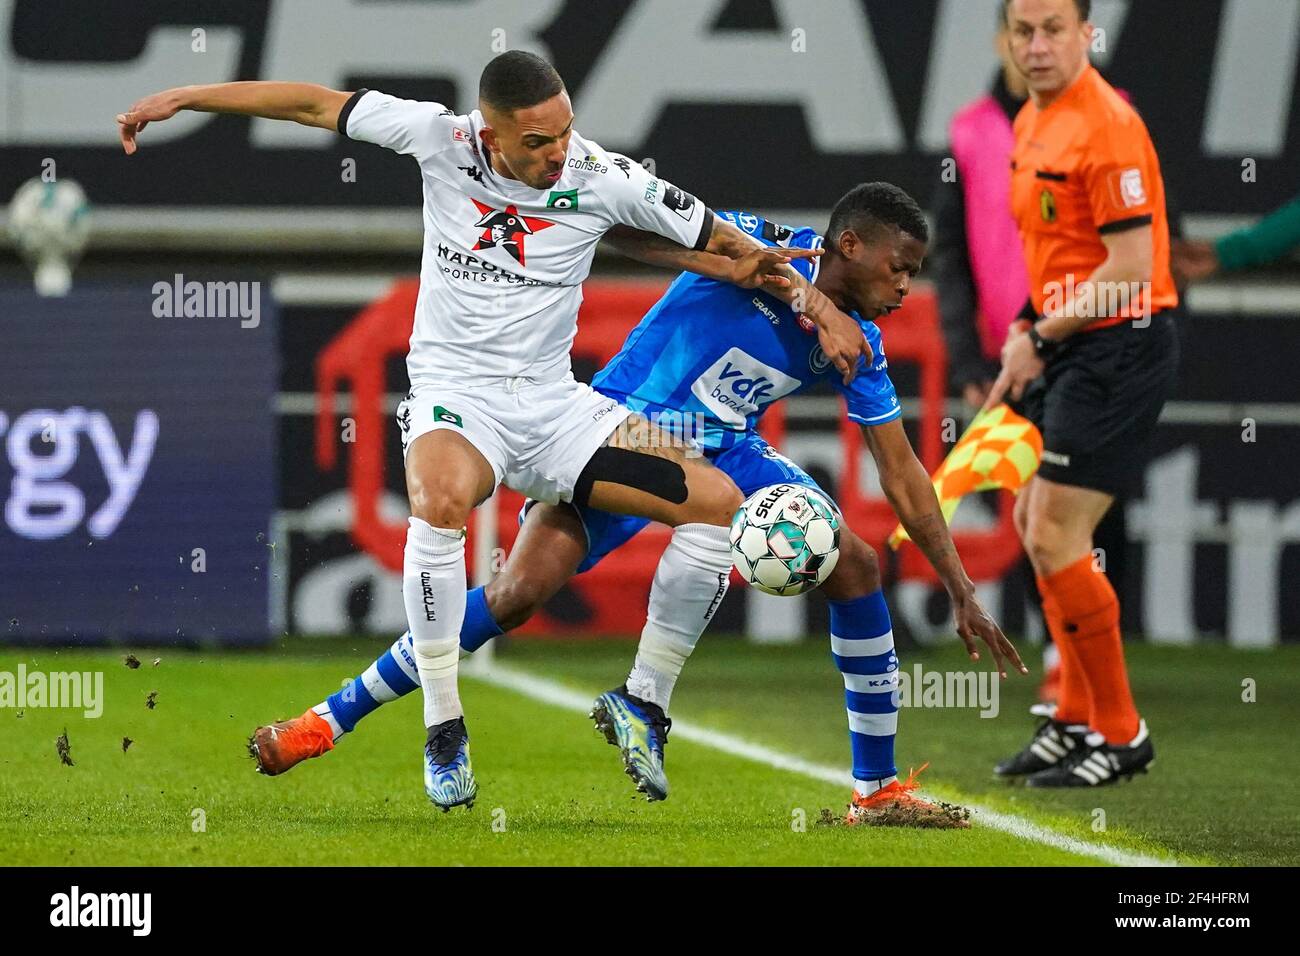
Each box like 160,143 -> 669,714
589,686 -> 672,801
423,716 -> 477,812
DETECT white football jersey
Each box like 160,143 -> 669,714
340,89 -> 714,386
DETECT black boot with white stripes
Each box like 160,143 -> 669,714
1026,720 -> 1154,788
993,704 -> 1090,778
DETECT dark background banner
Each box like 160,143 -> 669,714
2,0 -> 1296,215
0,285 -> 278,643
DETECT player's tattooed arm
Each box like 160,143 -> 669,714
706,219 -> 873,385
117,82 -> 352,154
864,420 -> 1027,678
602,225 -> 818,290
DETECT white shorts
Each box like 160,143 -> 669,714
396,375 -> 630,505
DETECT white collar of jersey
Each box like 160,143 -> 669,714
810,234 -> 824,284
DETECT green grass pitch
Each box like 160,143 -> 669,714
2,637 -> 1296,866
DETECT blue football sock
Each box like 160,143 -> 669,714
316,587 -> 503,737
829,590 -> 899,782
319,630 -> 420,737
459,585 -> 504,653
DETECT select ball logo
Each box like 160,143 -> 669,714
753,484 -> 794,520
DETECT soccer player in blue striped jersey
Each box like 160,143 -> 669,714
251,183 -> 1025,824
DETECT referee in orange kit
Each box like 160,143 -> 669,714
986,0 -> 1178,786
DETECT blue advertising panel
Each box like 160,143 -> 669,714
0,281 -> 277,643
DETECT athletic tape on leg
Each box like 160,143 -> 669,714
573,446 -> 688,508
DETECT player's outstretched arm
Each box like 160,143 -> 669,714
117,82 -> 352,154
863,419 -> 1027,679
603,225 -> 819,289
706,218 -> 873,385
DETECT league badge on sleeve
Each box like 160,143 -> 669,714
662,185 -> 698,220
761,220 -> 795,245
1118,167 -> 1147,208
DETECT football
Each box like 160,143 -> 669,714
7,177 -> 91,258
729,483 -> 841,596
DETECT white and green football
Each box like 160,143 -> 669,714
729,483 -> 841,596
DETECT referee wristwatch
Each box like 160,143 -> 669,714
1027,322 -> 1062,361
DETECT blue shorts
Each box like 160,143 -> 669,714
561,431 -> 833,574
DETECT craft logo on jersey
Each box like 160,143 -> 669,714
690,347 -> 802,427
471,199 -> 554,266
611,155 -> 632,178
751,296 -> 780,325
662,184 -> 698,220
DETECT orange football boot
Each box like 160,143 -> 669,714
249,709 -> 335,775
845,762 -> 971,829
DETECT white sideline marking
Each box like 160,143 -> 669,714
470,664 -> 1180,868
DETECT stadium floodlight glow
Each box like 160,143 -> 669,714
6,177 -> 91,297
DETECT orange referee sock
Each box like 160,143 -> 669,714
1036,586 -> 1090,726
1038,554 -> 1140,744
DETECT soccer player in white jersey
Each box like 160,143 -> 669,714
117,51 -> 873,811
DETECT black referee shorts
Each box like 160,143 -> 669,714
1013,311 -> 1179,497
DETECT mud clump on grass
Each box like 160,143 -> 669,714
56,730 -> 74,766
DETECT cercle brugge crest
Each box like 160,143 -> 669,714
546,189 -> 579,210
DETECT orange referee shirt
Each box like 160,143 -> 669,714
1011,65 -> 1177,330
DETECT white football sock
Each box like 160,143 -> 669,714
853,776 -> 899,797
403,517 -> 468,729
626,523 -> 732,713
311,703 -> 346,741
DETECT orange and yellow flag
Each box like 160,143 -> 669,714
888,404 -> 1042,549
